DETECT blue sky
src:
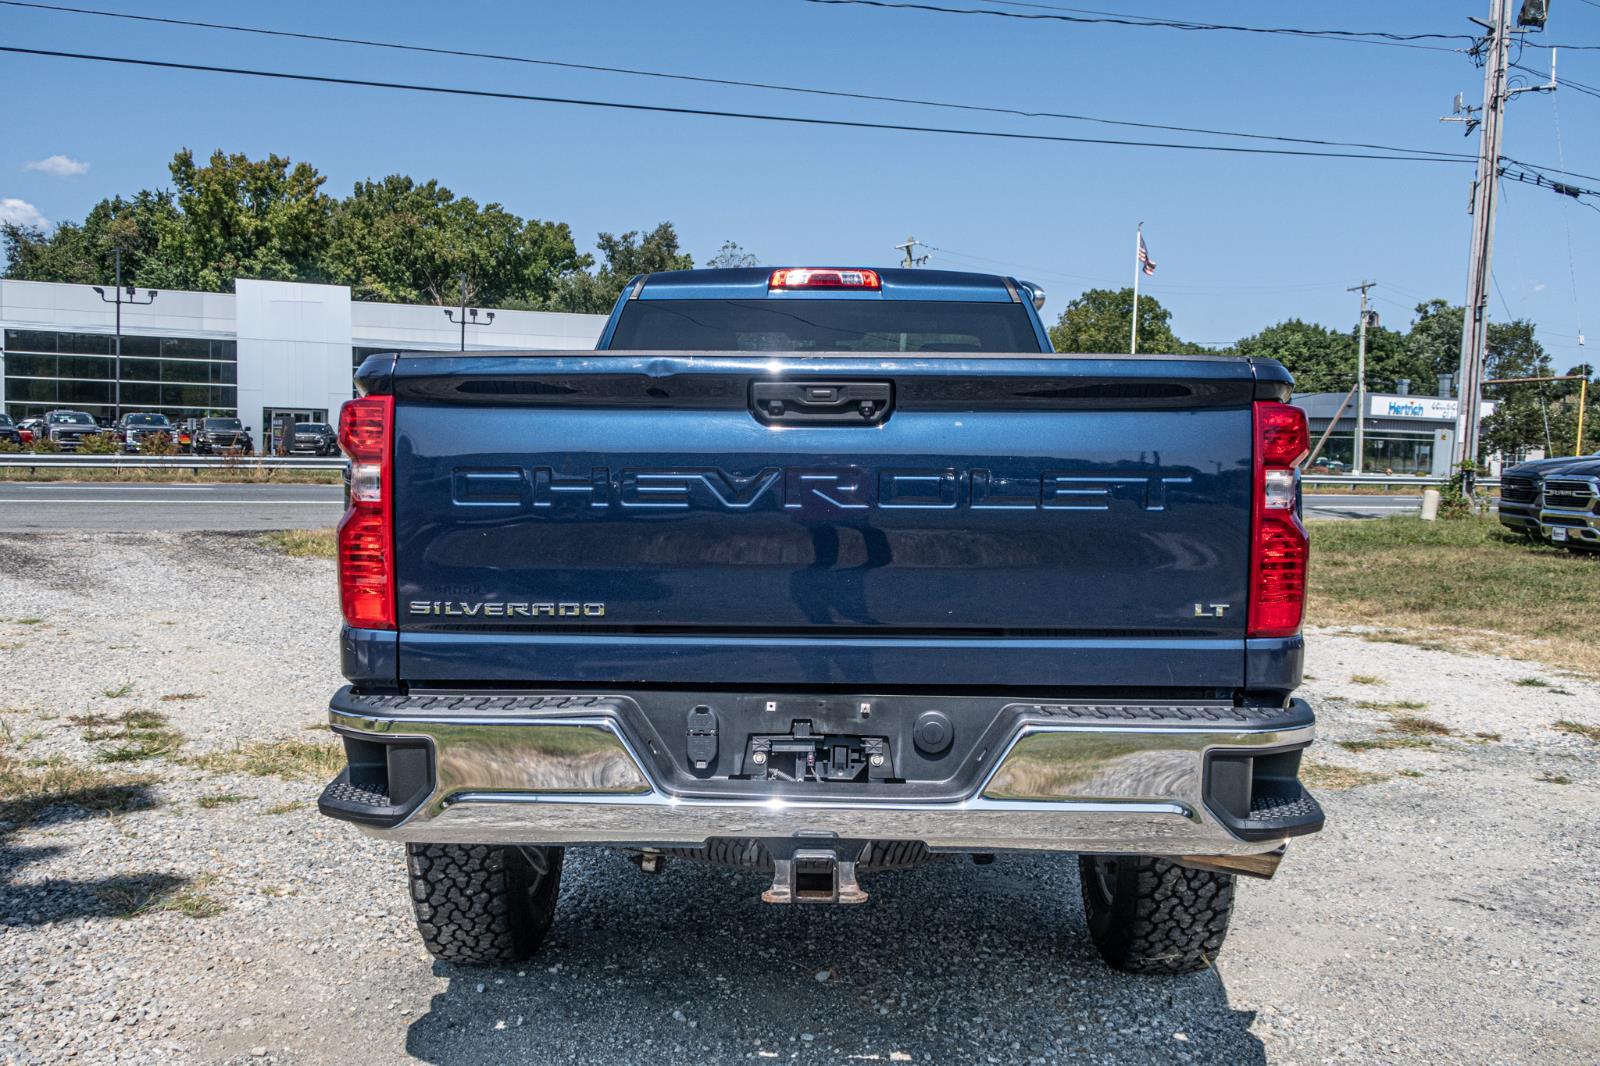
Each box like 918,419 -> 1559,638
2,1 -> 1597,370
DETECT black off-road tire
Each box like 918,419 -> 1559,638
1078,855 -> 1234,975
406,844 -> 563,964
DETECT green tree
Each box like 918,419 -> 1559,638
706,239 -> 760,268
3,190 -> 179,286
1546,362 -> 1597,457
1232,319 -> 1354,392
1235,307 -> 1436,395
548,222 -> 694,313
1480,319 -> 1558,459
323,175 -> 585,306
160,148 -> 334,291
1048,287 -> 1197,354
1402,299 -> 1462,396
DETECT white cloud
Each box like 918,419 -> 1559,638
23,154 -> 89,177
0,198 -> 50,229
1531,282 -> 1547,293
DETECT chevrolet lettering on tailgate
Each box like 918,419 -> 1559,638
452,466 -> 1196,512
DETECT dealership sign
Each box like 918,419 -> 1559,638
1369,395 -> 1494,420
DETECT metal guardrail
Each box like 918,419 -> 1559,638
1303,474 -> 1500,489
0,453 -> 347,471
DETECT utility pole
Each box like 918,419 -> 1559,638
896,236 -> 929,268
1446,0 -> 1553,492
92,245 -> 157,424
442,273 -> 495,351
1449,0 -> 1513,494
1348,281 -> 1376,475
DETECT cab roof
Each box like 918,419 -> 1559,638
633,266 -> 1023,303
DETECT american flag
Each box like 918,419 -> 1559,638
1137,232 -> 1156,276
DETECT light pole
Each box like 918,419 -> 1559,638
92,246 -> 157,423
442,273 -> 495,351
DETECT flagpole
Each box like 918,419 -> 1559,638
1130,222 -> 1142,355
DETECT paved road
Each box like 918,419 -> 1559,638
0,482 -> 1433,530
0,481 -> 344,531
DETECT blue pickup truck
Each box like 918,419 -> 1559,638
318,266 -> 1322,974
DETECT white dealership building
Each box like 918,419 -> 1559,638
0,277 -> 605,442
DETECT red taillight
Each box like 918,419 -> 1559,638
769,268 -> 881,290
1257,401 -> 1310,467
1248,401 -> 1309,638
337,395 -> 394,630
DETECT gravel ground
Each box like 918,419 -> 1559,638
0,531 -> 1596,1065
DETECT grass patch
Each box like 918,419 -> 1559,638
1354,699 -> 1430,712
1553,720 -> 1600,743
72,710 -> 184,763
1399,769 -> 1425,778
97,873 -> 226,919
1386,714 -> 1454,737
260,528 -> 336,560
196,792 -> 250,809
1310,516 -> 1600,677
1349,674 -> 1385,686
262,801 -> 301,816
1537,772 -> 1573,785
1301,760 -> 1389,790
11,618 -> 44,626
1474,731 -> 1504,741
187,738 -> 343,781
160,692 -> 203,702
100,682 -> 134,699
1336,736 -> 1438,753
1516,677 -> 1553,688
0,752 -> 156,823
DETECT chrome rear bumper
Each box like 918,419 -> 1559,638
323,695 -> 1320,856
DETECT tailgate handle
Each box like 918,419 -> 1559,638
751,381 -> 892,426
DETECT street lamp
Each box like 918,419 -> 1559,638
442,273 -> 495,351
92,246 -> 157,423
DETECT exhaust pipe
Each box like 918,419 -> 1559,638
761,848 -> 869,904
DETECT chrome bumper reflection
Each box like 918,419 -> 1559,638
328,706 -> 1313,856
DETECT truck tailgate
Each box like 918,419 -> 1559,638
388,353 -> 1261,688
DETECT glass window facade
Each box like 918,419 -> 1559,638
1306,429 -> 1437,476
3,329 -> 238,423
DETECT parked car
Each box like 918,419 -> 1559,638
317,266 -> 1324,976
16,418 -> 42,445
1536,456 -> 1600,552
186,417 -> 254,455
0,413 -> 20,447
290,422 -> 339,456
40,409 -> 102,450
1499,453 -> 1600,539
114,412 -> 174,453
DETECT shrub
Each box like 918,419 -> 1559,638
78,432 -> 122,455
0,438 -> 20,454
139,431 -> 177,456
29,436 -> 60,454
1437,459 -> 1483,519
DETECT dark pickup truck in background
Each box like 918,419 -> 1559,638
1499,453 -> 1600,550
318,266 -> 1323,975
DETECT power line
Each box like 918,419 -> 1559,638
805,0 -> 1477,49
0,0 -> 1475,161
0,46 -> 1481,165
